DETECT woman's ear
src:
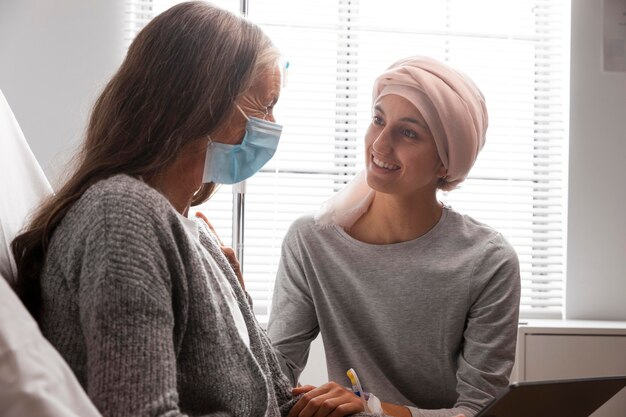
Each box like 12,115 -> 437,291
437,163 -> 447,180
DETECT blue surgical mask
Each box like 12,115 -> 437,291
203,106 -> 282,184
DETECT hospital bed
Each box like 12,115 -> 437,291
0,89 -> 101,417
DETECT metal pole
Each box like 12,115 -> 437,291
231,181 -> 245,272
231,0 -> 249,271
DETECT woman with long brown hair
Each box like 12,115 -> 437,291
9,2 -> 348,416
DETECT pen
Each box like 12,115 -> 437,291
346,368 -> 369,412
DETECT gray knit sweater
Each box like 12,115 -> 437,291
39,174 -> 298,417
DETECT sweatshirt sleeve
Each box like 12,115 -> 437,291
407,235 -> 520,417
452,235 -> 521,416
267,227 -> 320,387
76,197 -> 231,417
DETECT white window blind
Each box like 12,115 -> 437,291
125,0 -> 568,321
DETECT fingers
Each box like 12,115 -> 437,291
292,385 -> 316,395
220,246 -> 244,289
221,246 -> 238,266
289,382 -> 364,417
195,212 -> 245,288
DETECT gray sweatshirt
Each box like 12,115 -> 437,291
268,208 -> 521,417
38,174 -> 299,417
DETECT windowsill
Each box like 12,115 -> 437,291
518,319 -> 626,333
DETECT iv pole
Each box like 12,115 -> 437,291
232,180 -> 245,273
231,0 -> 249,271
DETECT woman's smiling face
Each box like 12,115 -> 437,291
364,94 -> 446,197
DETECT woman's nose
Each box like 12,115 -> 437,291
372,128 -> 393,153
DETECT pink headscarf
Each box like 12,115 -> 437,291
315,56 -> 488,228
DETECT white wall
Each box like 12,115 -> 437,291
0,0 -> 125,186
566,0 -> 626,320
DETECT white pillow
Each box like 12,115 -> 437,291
0,90 -> 100,416
0,89 -> 52,283
0,273 -> 101,416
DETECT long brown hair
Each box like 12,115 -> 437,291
11,1 -> 278,319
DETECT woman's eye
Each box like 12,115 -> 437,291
401,128 -> 418,138
372,116 -> 384,125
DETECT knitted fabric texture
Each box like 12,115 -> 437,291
39,174 -> 299,417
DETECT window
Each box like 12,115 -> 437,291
126,0 -> 568,321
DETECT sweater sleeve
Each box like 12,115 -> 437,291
267,231 -> 320,387
76,198 -> 231,417
451,235 -> 521,417
408,235 -> 520,417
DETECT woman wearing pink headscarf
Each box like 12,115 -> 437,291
268,57 -> 521,417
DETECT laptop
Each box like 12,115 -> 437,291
475,375 -> 626,417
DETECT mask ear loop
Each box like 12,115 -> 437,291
236,104 -> 250,121
205,105 -> 248,144
237,103 -> 270,120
